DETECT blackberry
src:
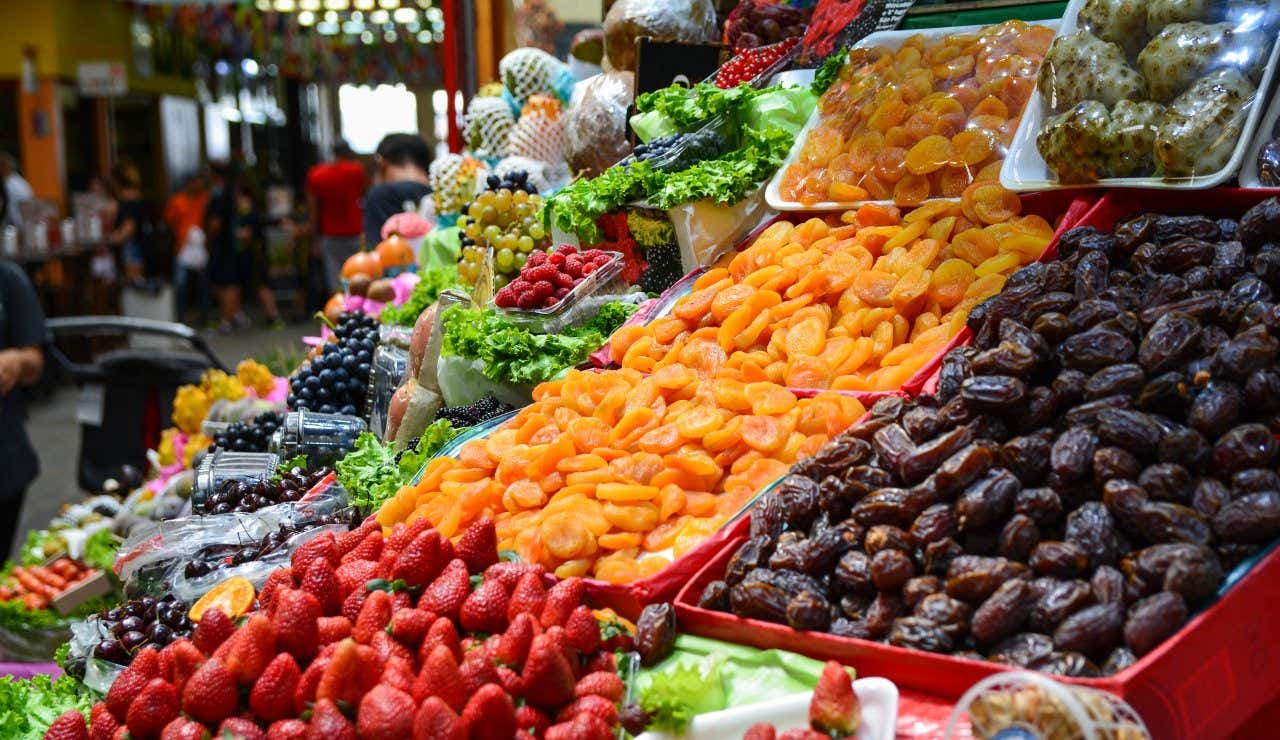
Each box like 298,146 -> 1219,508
287,311 -> 379,416
639,243 -> 685,294
435,395 -> 515,428
211,411 -> 283,453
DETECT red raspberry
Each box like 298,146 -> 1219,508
552,272 -> 575,289
563,257 -> 584,277
582,263 -> 598,276
531,280 -> 555,300
516,291 -> 540,309
527,252 -> 547,267
495,287 -> 517,307
549,253 -> 566,266
554,286 -> 570,298
556,244 -> 578,255
524,264 -> 559,283
591,252 -> 613,266
581,249 -> 604,260
509,278 -> 530,293
543,296 -> 559,308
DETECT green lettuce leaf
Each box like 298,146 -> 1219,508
812,47 -> 848,96
0,673 -> 98,740
336,423 -> 456,512
82,529 -> 119,575
636,661 -> 727,732
380,266 -> 459,326
635,83 -> 762,132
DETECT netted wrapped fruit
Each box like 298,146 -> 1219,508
463,96 -> 516,158
429,154 -> 484,215
1137,22 -> 1266,103
500,48 -> 569,108
1078,0 -> 1149,57
506,94 -> 565,164
563,71 -> 634,177
1038,29 -> 1145,110
1154,68 -> 1255,178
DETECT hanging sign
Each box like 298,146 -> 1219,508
77,62 -> 128,98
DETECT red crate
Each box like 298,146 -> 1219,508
675,535 -> 1280,740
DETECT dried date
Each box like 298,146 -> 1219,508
899,425 -> 975,485
1123,591 -> 1188,656
1015,487 -> 1064,526
725,537 -> 773,586
910,504 -> 958,546
1134,502 -> 1212,545
1192,478 -> 1232,518
914,593 -> 972,640
1213,492 -> 1280,543
956,469 -> 1021,531
1138,463 -> 1193,504
933,442 -> 998,495
889,617 -> 955,653
786,590 -> 832,632
864,592 -> 903,639
902,576 -> 943,610
698,581 -> 730,611
1053,602 -> 1125,660
864,525 -> 912,555
1093,446 -> 1142,483
870,549 -> 915,591
1029,541 -> 1091,578
971,578 -> 1034,646
833,551 -> 875,596
998,514 -> 1040,561
960,375 -> 1027,411
1051,427 -> 1097,482
1212,424 -> 1280,473
1028,579 -> 1094,633
1097,409 -> 1163,456
1001,432 -> 1053,485
988,632 -> 1055,668
1065,502 -> 1123,568
1060,328 -> 1135,372
1232,468 -> 1280,493
635,603 -> 678,666
945,556 -> 1029,603
973,341 -> 1040,378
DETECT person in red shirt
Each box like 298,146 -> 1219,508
305,140 -> 368,292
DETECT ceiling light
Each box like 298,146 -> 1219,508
361,30 -> 375,44
393,7 -> 416,22
298,10 -> 316,25
354,0 -> 375,9
384,29 -> 397,42
255,0 -> 272,11
324,0 -> 350,10
369,9 -> 389,23
416,30 -> 432,43
300,0 -> 321,10
379,0 -> 399,8
273,0 -> 296,12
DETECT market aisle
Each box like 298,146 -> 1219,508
15,323 -> 310,558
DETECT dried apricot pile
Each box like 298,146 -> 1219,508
779,20 -> 1054,206
377,368 -> 865,583
613,182 -> 1054,391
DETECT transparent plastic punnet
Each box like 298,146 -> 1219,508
270,410 -> 368,468
1002,0 -> 1280,190
495,250 -> 640,334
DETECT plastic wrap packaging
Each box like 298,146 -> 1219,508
506,95 -> 566,165
603,0 -> 719,72
436,354 -> 536,409
667,181 -> 776,270
563,72 -> 635,177
271,410 -> 366,468
368,343 -> 410,439
1033,0 -> 1279,183
723,0 -> 811,50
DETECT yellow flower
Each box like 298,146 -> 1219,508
236,359 -> 277,398
172,385 -> 213,434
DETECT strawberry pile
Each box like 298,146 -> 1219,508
495,245 -> 614,310
51,516 -> 630,740
714,37 -> 801,88
742,661 -> 861,740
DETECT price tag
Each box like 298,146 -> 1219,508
77,383 -> 105,427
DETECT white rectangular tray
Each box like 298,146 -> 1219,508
1000,0 -> 1280,192
1239,72 -> 1280,188
764,21 -> 1058,213
634,676 -> 899,740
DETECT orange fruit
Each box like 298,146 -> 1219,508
189,576 -> 255,622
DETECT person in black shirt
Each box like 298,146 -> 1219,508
109,161 -> 150,282
0,259 -> 46,554
363,133 -> 433,247
206,162 -> 246,331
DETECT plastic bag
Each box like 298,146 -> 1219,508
170,522 -> 349,604
666,181 -> 776,270
369,344 -> 410,439
603,0 -> 719,72
0,622 -> 74,662
1035,2 -> 1279,182
436,354 -> 536,409
564,72 -> 636,177
743,85 -> 817,139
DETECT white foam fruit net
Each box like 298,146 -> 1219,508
463,97 -> 516,158
507,95 -> 565,164
429,154 -> 484,214
500,47 -> 565,108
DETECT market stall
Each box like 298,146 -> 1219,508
8,0 -> 1280,738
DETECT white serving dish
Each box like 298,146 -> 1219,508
1001,0 -> 1280,192
1239,76 -> 1280,187
635,676 -> 899,740
765,21 -> 1058,213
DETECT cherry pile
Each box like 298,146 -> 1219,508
495,245 -> 614,310
92,596 -> 192,664
183,515 -> 352,579
211,411 -> 282,453
288,312 -> 378,415
715,37 -> 800,88
194,466 -> 331,515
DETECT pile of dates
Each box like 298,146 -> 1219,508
700,199 -> 1280,677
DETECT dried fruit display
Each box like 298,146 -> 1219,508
377,368 -> 866,582
779,21 -> 1054,206
701,198 -> 1280,677
613,184 -> 1054,391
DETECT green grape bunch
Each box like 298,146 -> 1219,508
457,170 -> 550,289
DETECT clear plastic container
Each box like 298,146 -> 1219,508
192,450 -> 279,510
368,344 -> 410,439
495,251 -> 640,334
270,410 -> 367,467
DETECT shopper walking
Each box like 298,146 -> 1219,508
0,153 -> 34,230
363,133 -> 433,246
205,162 -> 247,332
0,258 -> 46,555
164,172 -> 212,326
305,140 -> 367,292
235,183 -> 285,329
108,161 -> 151,283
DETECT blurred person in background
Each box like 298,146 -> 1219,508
305,140 -> 367,292
0,153 -> 33,230
205,162 -> 247,332
165,172 -> 212,327
0,258 -> 45,554
363,133 -> 433,246
235,182 -> 285,329
108,161 -> 150,283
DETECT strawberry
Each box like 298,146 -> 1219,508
156,647 -> 175,685
341,588 -> 369,624
379,657 -> 416,695
341,531 -> 383,564
460,578 -> 509,634
44,710 -> 89,740
809,661 -> 859,737
541,578 -> 585,628
495,665 -> 524,696
191,609 -> 235,655
388,608 -> 433,647
778,730 -> 828,740
225,615 -> 276,686
293,651 -> 331,709
494,612 -> 537,668
459,684 -> 516,740
271,588 -> 321,662
299,558 -> 343,615
334,559 -> 378,597
506,572 -> 547,621
556,695 -> 618,726
375,548 -> 399,579
392,530 -> 448,588
458,650 -> 499,696
317,615 -> 352,644
334,526 -> 368,557
484,562 -> 545,592
352,589 -> 393,644
544,715 -> 613,740
290,532 -> 338,574
355,684 -> 415,740
521,633 -> 576,709
582,650 -> 616,676
216,717 -> 265,739
249,653 -> 301,723
258,568 -> 295,614
542,626 -> 578,675
574,671 -> 625,703
126,678 -> 180,739
158,717 -> 207,740
389,590 -> 411,611
369,630 -> 415,665
412,697 -> 463,740
111,728 -> 130,740
455,517 -> 499,574
265,720 -> 308,740
417,617 -> 462,664
315,639 -> 383,708
515,705 -> 551,736
181,657 -> 238,726
411,645 -> 466,710
106,647 -> 160,720
386,518 -> 430,552
419,560 -> 469,620
161,639 -> 205,689
563,606 -> 600,655
89,702 -> 120,740
743,723 -> 778,740
306,699 -> 356,740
